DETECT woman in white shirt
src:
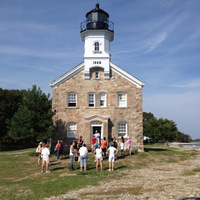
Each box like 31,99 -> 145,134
107,142 -> 118,171
79,143 -> 88,172
95,145 -> 103,171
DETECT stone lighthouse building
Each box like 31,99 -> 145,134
50,4 -> 145,151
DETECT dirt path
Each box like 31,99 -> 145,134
45,151 -> 200,200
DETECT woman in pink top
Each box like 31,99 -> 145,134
126,137 -> 131,155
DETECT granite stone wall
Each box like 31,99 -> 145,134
51,67 -> 144,152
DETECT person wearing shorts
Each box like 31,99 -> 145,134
95,145 -> 103,171
79,144 -> 88,172
107,142 -> 118,171
41,144 -> 50,173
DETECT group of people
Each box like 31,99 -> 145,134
36,132 -> 132,173
69,130 -> 132,172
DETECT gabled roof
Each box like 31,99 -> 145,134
50,62 -> 84,88
110,62 -> 145,88
49,61 -> 145,88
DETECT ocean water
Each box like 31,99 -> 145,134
183,143 -> 200,147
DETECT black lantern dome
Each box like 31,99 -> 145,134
80,3 -> 114,32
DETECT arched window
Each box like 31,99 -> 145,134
94,42 -> 99,51
67,122 -> 77,138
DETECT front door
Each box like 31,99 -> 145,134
90,121 -> 103,144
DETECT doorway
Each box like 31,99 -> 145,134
90,121 -> 103,144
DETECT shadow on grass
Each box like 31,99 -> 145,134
51,166 -> 66,171
49,162 -> 62,166
115,165 -> 128,170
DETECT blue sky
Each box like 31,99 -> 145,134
0,0 -> 200,139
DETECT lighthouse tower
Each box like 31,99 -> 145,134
80,3 -> 114,80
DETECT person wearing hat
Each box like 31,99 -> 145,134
41,144 -> 51,173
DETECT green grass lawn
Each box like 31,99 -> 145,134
0,144 -> 198,200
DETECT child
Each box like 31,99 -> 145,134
107,142 -> 118,171
95,145 -> 103,171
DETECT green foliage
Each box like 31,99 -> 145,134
8,85 -> 55,142
176,131 -> 192,143
0,88 -> 24,142
143,112 -> 191,143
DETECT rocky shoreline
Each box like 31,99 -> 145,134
168,142 -> 200,149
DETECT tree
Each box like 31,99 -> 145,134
143,112 -> 192,143
8,85 -> 55,143
0,88 -> 24,142
143,112 -> 155,125
176,131 -> 192,143
143,112 -> 178,143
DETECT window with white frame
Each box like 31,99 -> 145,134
67,93 -> 76,107
118,122 -> 128,137
88,93 -> 95,107
67,122 -> 77,138
118,93 -> 127,107
99,93 -> 106,107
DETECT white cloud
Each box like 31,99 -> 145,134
172,79 -> 200,89
144,32 -> 167,53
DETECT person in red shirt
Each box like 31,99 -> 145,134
91,134 -> 97,153
101,137 -> 107,158
56,140 -> 62,160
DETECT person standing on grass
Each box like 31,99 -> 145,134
79,143 -> 88,172
94,140 -> 100,162
36,142 -> 43,165
55,140 -> 62,160
91,134 -> 97,153
77,135 -> 84,162
107,142 -> 118,171
101,137 -> 107,158
95,144 -> 103,171
41,144 -> 51,173
126,137 -> 132,155
69,141 -> 75,171
120,136 -> 125,157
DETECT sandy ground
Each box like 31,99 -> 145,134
45,149 -> 200,200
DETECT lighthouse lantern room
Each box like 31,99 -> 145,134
80,3 -> 114,80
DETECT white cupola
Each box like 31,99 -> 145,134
80,3 -> 114,79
